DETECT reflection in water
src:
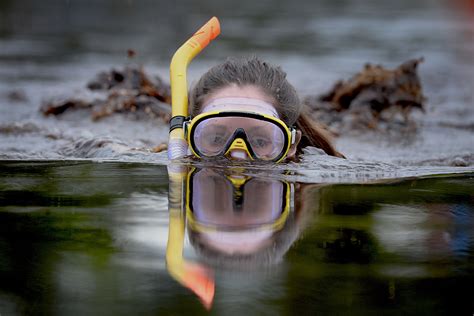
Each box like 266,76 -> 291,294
166,166 -> 301,309
166,164 -> 474,311
284,181 -> 474,315
186,168 -> 292,256
0,161 -> 472,314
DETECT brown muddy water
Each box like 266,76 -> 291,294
0,0 -> 473,314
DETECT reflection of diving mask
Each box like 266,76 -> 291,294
183,98 -> 296,163
166,165 -> 293,308
186,168 -> 291,233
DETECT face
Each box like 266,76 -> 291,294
199,84 -> 301,160
188,168 -> 289,254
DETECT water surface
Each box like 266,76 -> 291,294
0,0 -> 473,168
0,161 -> 472,314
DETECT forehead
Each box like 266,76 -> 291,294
207,84 -> 273,101
202,98 -> 279,118
201,85 -> 279,117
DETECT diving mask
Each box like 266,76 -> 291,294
184,97 -> 296,162
186,167 -> 291,234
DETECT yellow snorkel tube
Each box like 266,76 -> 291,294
166,17 -> 220,310
166,168 -> 215,309
168,17 -> 221,160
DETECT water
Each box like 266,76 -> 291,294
0,161 -> 473,315
0,0 -> 473,314
0,0 -> 473,169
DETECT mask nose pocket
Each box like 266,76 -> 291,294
227,138 -> 251,160
230,138 -> 247,150
225,129 -> 253,160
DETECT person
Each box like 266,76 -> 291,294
167,165 -> 315,272
184,57 -> 344,162
166,165 -> 326,308
186,167 -> 297,265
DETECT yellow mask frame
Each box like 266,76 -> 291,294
185,111 -> 296,163
185,167 -> 292,233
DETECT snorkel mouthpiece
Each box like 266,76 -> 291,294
168,17 -> 221,160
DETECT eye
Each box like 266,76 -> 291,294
201,131 -> 229,148
210,134 -> 227,145
197,124 -> 230,149
250,136 -> 271,148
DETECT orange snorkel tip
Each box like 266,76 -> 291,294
192,17 -> 220,49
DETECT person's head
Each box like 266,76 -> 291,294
186,167 -> 299,268
187,57 -> 344,161
185,169 -> 330,270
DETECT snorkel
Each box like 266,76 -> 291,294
168,17 -> 221,160
167,179 -> 215,309
166,17 -> 220,310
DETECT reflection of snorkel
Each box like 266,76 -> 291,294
166,176 -> 215,309
168,17 -> 221,160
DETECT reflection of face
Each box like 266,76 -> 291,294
191,169 -> 284,227
188,168 -> 287,254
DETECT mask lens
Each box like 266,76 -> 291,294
243,179 -> 284,222
192,169 -> 234,225
191,169 -> 285,227
192,116 -> 287,160
193,117 -> 234,156
246,122 -> 285,160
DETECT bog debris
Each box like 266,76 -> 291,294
41,66 -> 172,121
304,58 -> 426,132
41,59 -> 426,134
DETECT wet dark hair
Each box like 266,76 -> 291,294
189,57 -> 344,158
